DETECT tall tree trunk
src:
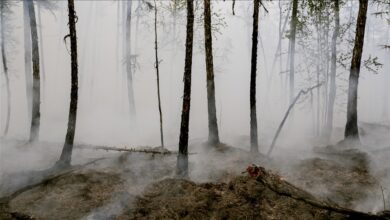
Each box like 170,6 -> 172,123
27,0 -> 41,142
315,24 -> 321,136
250,0 -> 260,153
289,0 -> 298,103
125,0 -> 136,122
344,0 -> 368,140
115,0 -> 121,109
37,5 -> 46,104
133,0 -> 141,75
58,0 -> 79,166
204,0 -> 220,146
325,0 -> 340,139
384,28 -> 390,120
168,0 -> 179,130
1,3 -> 10,136
316,59 -> 320,136
23,1 -> 32,129
177,0 -> 194,177
323,11 -> 330,129
284,35 -> 291,107
116,0 -> 120,77
154,0 -> 164,148
269,1 -> 290,93
121,0 -> 127,112
278,1 -> 283,96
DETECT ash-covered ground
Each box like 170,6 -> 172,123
1,123 -> 390,219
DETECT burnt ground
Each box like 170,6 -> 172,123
4,171 -> 124,220
1,123 -> 390,219
118,169 -> 389,220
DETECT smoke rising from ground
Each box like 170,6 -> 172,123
0,0 -> 389,216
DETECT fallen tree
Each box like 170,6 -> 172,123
267,83 -> 323,156
76,144 -> 174,155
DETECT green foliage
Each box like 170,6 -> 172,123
363,55 -> 383,74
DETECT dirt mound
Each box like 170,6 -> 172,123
287,147 -> 378,209
2,170 -> 125,220
290,157 -> 377,209
118,167 -> 386,220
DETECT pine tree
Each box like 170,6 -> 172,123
344,0 -> 368,140
204,0 -> 220,146
289,0 -> 298,103
0,1 -> 10,136
325,0 -> 340,139
177,0 -> 194,177
58,0 -> 79,167
250,0 -> 260,153
27,0 -> 41,142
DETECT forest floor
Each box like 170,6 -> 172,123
1,122 -> 390,219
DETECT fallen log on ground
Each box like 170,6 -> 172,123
75,144 -> 196,155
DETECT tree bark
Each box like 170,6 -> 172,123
204,0 -> 220,146
289,0 -> 298,103
37,4 -> 46,104
116,0 -> 120,80
325,0 -> 340,139
154,0 -> 164,148
177,0 -> 194,177
232,0 -> 236,15
27,0 -> 41,142
1,3 -> 10,136
344,0 -> 368,140
125,0 -> 136,122
250,0 -> 260,153
23,1 -> 32,130
58,0 -> 79,166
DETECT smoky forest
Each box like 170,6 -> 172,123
0,0 -> 390,219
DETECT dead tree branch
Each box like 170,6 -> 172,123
257,175 -> 387,219
267,83 -> 323,156
75,144 -> 187,155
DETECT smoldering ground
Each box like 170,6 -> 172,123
1,122 -> 390,219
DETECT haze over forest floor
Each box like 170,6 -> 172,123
1,122 -> 390,219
